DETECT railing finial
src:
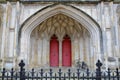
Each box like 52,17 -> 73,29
96,60 -> 102,80
19,60 -> 25,80
96,59 -> 102,68
19,60 -> 25,68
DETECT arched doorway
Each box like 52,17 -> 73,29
50,35 -> 59,67
62,35 -> 71,67
19,4 -> 102,69
29,13 -> 92,68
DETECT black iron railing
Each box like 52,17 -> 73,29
0,60 -> 120,80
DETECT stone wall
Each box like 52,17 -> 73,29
0,2 -> 119,70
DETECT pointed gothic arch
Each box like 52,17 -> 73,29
50,34 -> 59,67
19,4 -> 103,68
62,35 -> 71,67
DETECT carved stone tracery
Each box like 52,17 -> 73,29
30,13 -> 91,68
31,14 -> 90,40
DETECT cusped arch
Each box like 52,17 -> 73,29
19,4 -> 103,65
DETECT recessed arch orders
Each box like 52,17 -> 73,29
19,4 -> 103,66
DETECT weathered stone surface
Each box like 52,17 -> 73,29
0,1 -> 119,70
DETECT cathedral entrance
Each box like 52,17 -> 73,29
29,14 -> 91,68
20,4 -> 102,69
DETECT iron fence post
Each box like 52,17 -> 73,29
77,68 -> 80,80
19,60 -> 25,80
116,68 -> 119,80
2,68 -> 5,80
32,69 -> 34,80
40,69 -> 43,80
86,68 -> 89,80
11,68 -> 14,80
68,69 -> 71,80
58,68 -> 62,80
96,60 -> 102,80
49,69 -> 53,80
108,68 -> 111,80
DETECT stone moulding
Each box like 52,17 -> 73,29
18,4 -> 102,69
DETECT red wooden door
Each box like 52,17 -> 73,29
50,35 -> 59,67
62,35 -> 71,66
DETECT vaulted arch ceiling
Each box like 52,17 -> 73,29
31,13 -> 90,40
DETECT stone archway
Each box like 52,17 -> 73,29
19,4 -> 102,69
30,13 -> 91,68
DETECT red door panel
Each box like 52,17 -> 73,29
62,36 -> 71,66
50,35 -> 59,67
